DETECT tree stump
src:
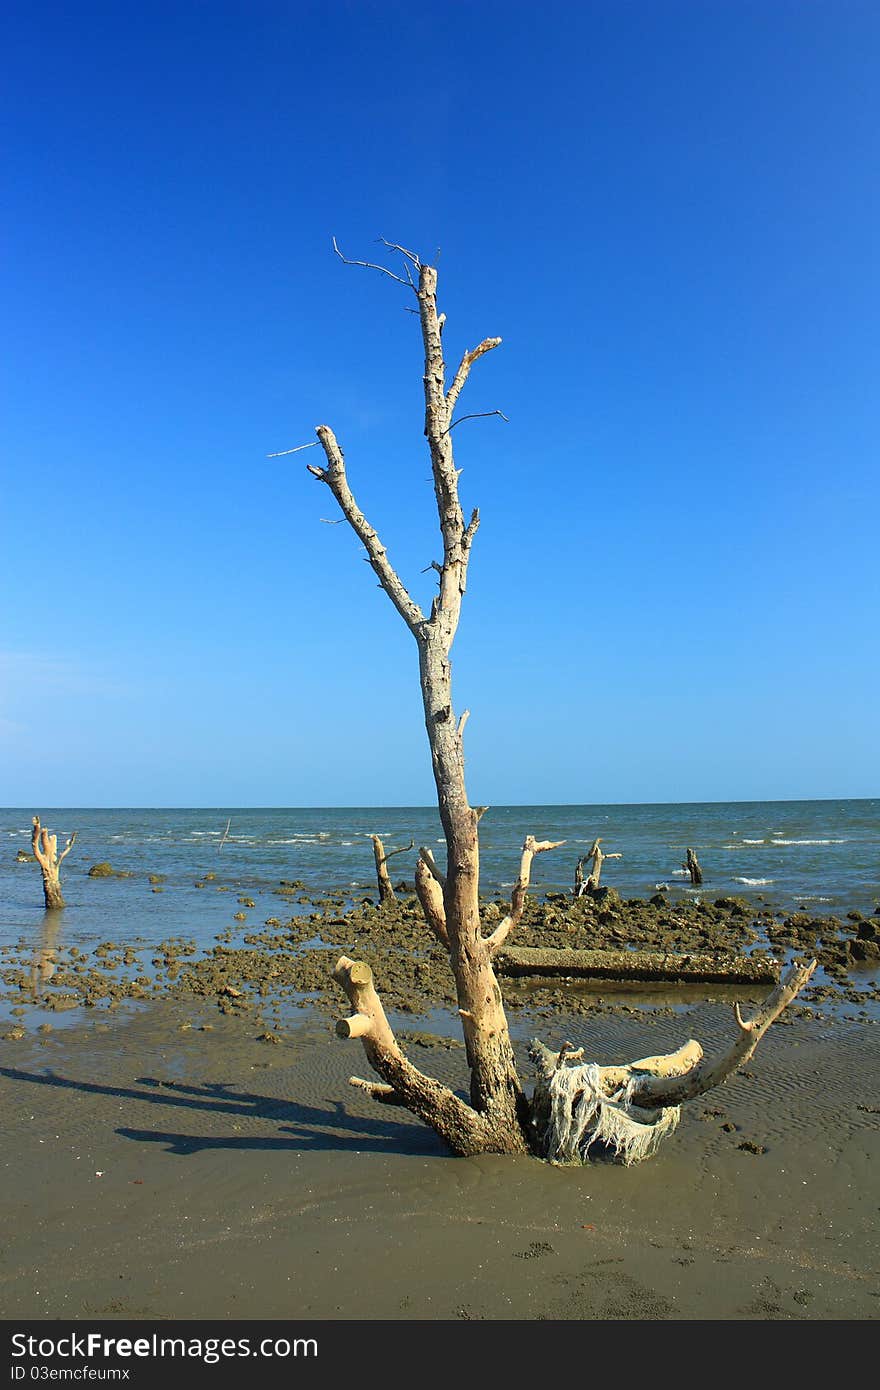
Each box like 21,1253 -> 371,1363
684,848 -> 703,885
370,835 -> 414,905
31,816 -> 77,910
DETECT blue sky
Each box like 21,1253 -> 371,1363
2,0 -> 878,806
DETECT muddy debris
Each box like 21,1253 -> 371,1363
1,884 -> 877,1029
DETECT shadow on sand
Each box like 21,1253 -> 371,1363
0,1065 -> 451,1158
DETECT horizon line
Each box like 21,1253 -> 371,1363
2,795 -> 876,813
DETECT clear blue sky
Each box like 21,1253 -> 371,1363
2,1 -> 878,807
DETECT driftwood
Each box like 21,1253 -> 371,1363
370,835 -> 414,904
684,848 -> 703,885
495,945 -> 778,985
31,816 -> 77,910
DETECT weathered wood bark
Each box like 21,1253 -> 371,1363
684,848 -> 703,885
31,816 -> 77,911
370,835 -> 414,905
303,240 -> 818,1160
583,838 -> 621,893
496,945 -> 779,985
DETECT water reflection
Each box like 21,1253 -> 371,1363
30,909 -> 63,999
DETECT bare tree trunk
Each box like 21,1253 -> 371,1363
370,835 -> 413,905
31,816 -> 77,911
308,248 -> 556,1153
684,848 -> 703,885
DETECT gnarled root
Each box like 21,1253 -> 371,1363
529,957 -> 817,1164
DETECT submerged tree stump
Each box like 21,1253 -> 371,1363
31,816 -> 77,911
684,848 -> 703,885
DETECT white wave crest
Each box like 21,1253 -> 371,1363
770,838 -> 846,846
733,877 -> 773,886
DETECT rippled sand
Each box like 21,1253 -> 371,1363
1,1000 -> 877,1320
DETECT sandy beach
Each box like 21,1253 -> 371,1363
1,988 -> 877,1321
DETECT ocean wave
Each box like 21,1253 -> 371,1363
742,838 -> 765,845
770,838 -> 846,846
734,877 -> 773,886
671,869 -> 689,877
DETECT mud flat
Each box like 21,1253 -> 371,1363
1,993 -> 878,1321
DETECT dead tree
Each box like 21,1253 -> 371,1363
31,816 -> 77,910
580,837 -> 621,893
684,848 -> 703,885
298,239 -> 815,1160
370,835 -> 414,904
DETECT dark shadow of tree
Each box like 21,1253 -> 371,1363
0,1066 -> 452,1158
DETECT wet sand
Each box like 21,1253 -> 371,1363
1,998 -> 877,1320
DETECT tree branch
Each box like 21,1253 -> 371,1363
415,857 -> 449,948
444,410 -> 509,434
57,832 -> 78,865
375,238 -> 422,269
308,425 -> 425,634
332,236 -> 415,290
446,338 -> 503,417
31,817 -> 50,871
418,845 -> 446,888
332,956 -> 494,1154
266,441 -> 320,458
416,265 -> 500,651
627,958 -> 818,1109
486,835 -> 566,955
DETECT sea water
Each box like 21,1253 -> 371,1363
1,799 -> 877,956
